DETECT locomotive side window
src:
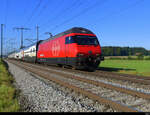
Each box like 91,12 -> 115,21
65,37 -> 75,44
65,37 -> 69,44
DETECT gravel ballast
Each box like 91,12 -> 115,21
6,61 -> 114,112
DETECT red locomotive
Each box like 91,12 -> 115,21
37,27 -> 104,71
8,27 -> 104,71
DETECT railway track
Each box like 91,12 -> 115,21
7,60 -> 150,112
32,62 -> 150,92
12,60 -> 150,100
96,70 -> 150,80
57,66 -> 150,85
23,60 -> 150,85
24,61 -> 150,94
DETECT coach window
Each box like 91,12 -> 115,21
33,48 -> 35,52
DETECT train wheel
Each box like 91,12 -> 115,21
72,66 -> 76,70
87,67 -> 95,72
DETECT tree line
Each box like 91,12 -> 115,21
101,46 -> 150,56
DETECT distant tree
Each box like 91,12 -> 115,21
101,46 -> 149,56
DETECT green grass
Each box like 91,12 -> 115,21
99,60 -> 150,77
105,56 -> 150,60
0,59 -> 20,112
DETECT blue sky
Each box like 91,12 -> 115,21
0,0 -> 150,55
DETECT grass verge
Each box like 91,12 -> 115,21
99,60 -> 150,77
0,59 -> 20,112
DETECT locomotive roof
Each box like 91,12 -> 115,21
41,27 -> 95,44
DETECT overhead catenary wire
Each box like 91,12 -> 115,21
47,0 -> 144,36
31,0 -> 53,25
25,0 -> 66,42
23,0 -> 43,27
8,0 -> 146,51
42,0 -> 109,34
39,0 -> 84,28
36,0 -> 66,26
38,0 -> 108,39
36,0 -> 80,39
22,0 -> 45,46
80,0 -> 145,47
27,0 -> 81,42
27,0 -> 94,41
83,0 -> 145,28
4,0 -> 8,25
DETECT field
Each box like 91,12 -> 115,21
99,60 -> 150,77
104,56 -> 150,60
0,59 -> 19,112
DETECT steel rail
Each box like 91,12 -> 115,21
92,72 -> 150,85
7,59 -> 150,85
42,64 -> 150,85
96,70 -> 150,80
7,60 -> 138,112
15,60 -> 150,100
29,60 -> 150,85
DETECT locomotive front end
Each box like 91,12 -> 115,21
74,35 -> 104,71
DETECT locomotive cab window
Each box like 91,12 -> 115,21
65,36 -> 99,45
65,37 -> 69,44
73,35 -> 99,45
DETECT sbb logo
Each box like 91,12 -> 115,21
52,41 -> 60,56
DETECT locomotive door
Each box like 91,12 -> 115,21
65,37 -> 70,65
